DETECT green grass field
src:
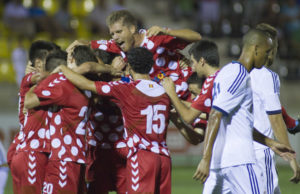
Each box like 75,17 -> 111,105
4,165 -> 299,194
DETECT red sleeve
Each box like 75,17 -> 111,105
20,72 -> 34,89
149,35 -> 189,50
91,39 -> 122,55
94,80 -> 128,105
34,74 -> 70,106
191,78 -> 214,113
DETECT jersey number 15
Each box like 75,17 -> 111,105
141,105 -> 166,134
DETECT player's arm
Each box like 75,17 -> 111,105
52,65 -> 97,93
169,110 -> 204,145
269,113 -> 300,183
162,77 -> 202,123
193,108 -> 222,183
24,85 -> 40,109
253,128 -> 296,161
147,26 -> 202,42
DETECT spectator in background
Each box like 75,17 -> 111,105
87,0 -> 118,37
280,0 -> 300,58
3,0 -> 35,39
29,0 -> 62,39
244,0 -> 266,26
12,38 -> 27,87
54,0 -> 76,37
195,0 -> 221,37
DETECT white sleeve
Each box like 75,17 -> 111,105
260,71 -> 281,114
212,65 -> 248,116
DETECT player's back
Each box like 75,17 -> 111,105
250,66 -> 281,150
95,79 -> 171,158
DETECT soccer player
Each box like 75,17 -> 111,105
24,46 -> 97,194
250,23 -> 300,193
193,29 -> 295,193
7,40 -> 59,168
53,47 -> 172,193
9,41 -> 61,194
84,50 -> 127,194
162,40 -> 220,139
70,9 -> 201,99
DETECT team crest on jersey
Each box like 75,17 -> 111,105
149,84 -> 153,88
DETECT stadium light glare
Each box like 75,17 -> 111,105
84,0 -> 94,12
23,0 -> 32,8
43,0 -> 52,11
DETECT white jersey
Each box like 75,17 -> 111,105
250,67 -> 281,150
211,61 -> 255,169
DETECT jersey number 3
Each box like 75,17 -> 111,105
141,105 -> 166,134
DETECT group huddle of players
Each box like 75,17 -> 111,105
6,9 -> 300,194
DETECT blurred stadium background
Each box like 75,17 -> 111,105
0,0 -> 300,193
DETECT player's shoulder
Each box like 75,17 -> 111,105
135,79 -> 166,97
251,66 -> 278,84
217,61 -> 248,81
39,72 -> 69,87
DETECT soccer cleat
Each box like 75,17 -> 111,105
287,118 -> 300,135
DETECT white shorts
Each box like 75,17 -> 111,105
203,163 -> 262,194
255,148 -> 281,194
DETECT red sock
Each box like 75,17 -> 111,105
282,106 -> 296,129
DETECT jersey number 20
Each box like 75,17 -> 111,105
141,105 -> 166,134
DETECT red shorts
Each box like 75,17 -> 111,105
42,160 -> 86,194
126,150 -> 171,194
11,151 -> 48,194
86,148 -> 127,194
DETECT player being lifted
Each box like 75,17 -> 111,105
53,47 -> 172,193
69,9 -> 201,99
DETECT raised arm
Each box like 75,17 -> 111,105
193,109 -> 222,183
53,65 -> 97,93
147,26 -> 202,42
162,77 -> 201,123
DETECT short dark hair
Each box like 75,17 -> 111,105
45,50 -> 67,71
72,45 -> 98,66
189,40 -> 219,67
93,49 -> 117,64
29,40 -> 61,63
255,23 -> 277,40
127,47 -> 154,74
106,10 -> 137,28
187,72 -> 203,84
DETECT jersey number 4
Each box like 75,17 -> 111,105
141,105 -> 166,134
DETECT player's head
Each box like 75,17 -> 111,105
45,50 -> 67,72
187,72 -> 203,96
93,49 -> 117,64
255,23 -> 278,67
106,10 -> 138,52
188,40 -> 219,77
69,45 -> 98,68
29,40 -> 61,72
242,29 -> 273,69
127,47 -> 154,75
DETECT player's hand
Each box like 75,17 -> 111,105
289,160 -> 300,183
161,77 -> 176,96
179,57 -> 191,69
66,40 -> 89,53
112,56 -> 126,71
25,61 -> 36,74
147,26 -> 167,37
270,141 -> 296,161
193,158 -> 210,183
